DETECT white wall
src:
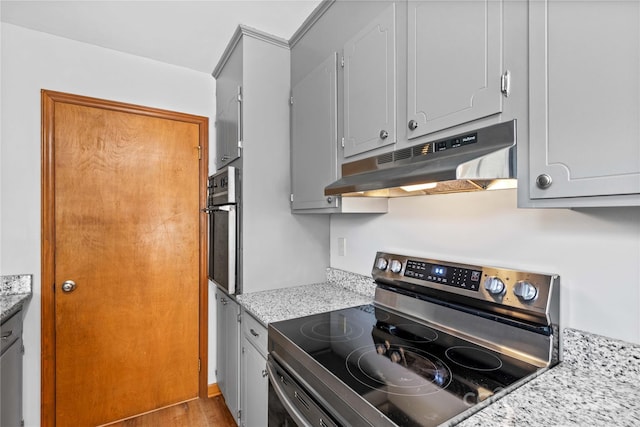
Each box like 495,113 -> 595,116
330,189 -> 640,344
0,23 -> 216,426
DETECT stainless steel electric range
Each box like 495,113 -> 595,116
267,251 -> 560,427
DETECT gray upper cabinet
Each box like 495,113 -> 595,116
406,0 -> 504,140
214,36 -> 243,169
215,87 -> 242,169
343,3 -> 397,157
523,0 -> 640,207
291,53 -> 339,210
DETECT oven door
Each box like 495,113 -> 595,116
267,355 -> 338,427
208,204 -> 237,294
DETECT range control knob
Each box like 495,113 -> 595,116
514,281 -> 538,302
484,276 -> 505,295
389,259 -> 403,274
376,257 -> 389,271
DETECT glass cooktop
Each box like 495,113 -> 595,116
271,304 -> 540,427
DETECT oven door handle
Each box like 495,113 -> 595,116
266,358 -> 314,427
201,205 -> 234,213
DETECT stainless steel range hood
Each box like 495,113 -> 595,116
325,120 -> 517,197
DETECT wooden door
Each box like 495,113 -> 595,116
41,90 -> 209,427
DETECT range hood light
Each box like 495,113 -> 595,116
400,182 -> 438,192
486,179 -> 518,191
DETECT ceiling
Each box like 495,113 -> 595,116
0,0 -> 322,74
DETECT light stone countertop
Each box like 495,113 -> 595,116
1,274 -> 32,322
236,268 -> 640,427
236,269 -> 375,326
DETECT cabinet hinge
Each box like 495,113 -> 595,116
501,70 -> 511,97
341,137 -> 345,148
21,343 -> 25,355
237,86 -> 243,102
197,145 -> 202,160
242,347 -> 245,355
237,312 -> 242,323
290,193 -> 294,203
215,368 -> 218,377
198,358 -> 201,372
237,410 -> 242,420
290,96 -> 294,105
341,56 -> 345,68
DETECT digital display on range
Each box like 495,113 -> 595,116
431,266 -> 447,277
404,259 -> 482,291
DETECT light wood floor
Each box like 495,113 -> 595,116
106,396 -> 237,427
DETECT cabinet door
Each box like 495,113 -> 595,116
1,339 -> 23,427
241,336 -> 268,427
291,53 -> 339,210
216,86 -> 242,168
407,0 -> 503,139
343,3 -> 396,157
216,290 -> 240,422
528,0 -> 640,202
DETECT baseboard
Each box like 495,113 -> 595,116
208,383 -> 222,398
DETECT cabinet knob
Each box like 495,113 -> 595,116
262,369 -> 268,378
536,174 -> 553,189
379,130 -> 389,139
408,120 -> 419,131
326,196 -> 333,204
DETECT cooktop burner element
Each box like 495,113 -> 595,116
346,345 -> 452,396
383,323 -> 439,343
446,346 -> 503,371
268,251 -> 560,427
300,317 -> 364,342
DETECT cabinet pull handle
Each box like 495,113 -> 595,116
1,330 -> 13,340
408,120 -> 418,131
250,328 -> 259,337
294,391 -> 310,410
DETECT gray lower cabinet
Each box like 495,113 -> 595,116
240,311 -> 268,427
1,310 -> 23,427
523,0 -> 640,207
215,288 -> 241,424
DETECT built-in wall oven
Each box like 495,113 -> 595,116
205,166 -> 241,294
268,251 -> 560,426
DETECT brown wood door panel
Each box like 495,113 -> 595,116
41,90 -> 208,427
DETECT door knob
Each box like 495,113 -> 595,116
61,280 -> 77,293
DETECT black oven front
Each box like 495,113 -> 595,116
205,166 -> 240,294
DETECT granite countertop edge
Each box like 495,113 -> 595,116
1,274 -> 33,322
236,268 -> 640,427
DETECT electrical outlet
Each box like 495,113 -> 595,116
338,237 -> 347,256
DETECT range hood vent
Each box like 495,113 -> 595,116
325,120 -> 517,197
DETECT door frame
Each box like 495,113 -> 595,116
40,89 -> 210,426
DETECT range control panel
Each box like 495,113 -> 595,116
404,259 -> 482,291
372,251 -> 559,315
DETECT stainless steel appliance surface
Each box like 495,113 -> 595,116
267,251 -> 560,427
205,166 -> 241,294
324,120 -> 517,197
